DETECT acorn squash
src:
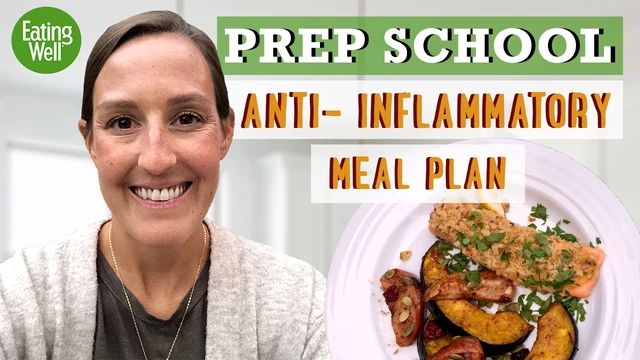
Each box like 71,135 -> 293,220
525,302 -> 578,360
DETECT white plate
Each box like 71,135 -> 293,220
326,139 -> 640,359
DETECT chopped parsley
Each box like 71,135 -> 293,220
552,220 -> 578,242
557,296 -> 588,322
534,233 -> 548,245
464,270 -> 482,288
471,222 -> 485,231
553,269 -> 576,289
486,232 -> 506,243
435,241 -> 483,283
437,241 -> 472,274
537,218 -> 578,243
467,210 -> 482,221
457,230 -> 504,252
518,292 -> 587,323
596,237 -> 602,245
474,235 -> 489,251
436,241 -> 453,253
500,250 -> 511,262
522,240 -> 551,266
551,250 -> 576,290
559,233 -> 578,242
530,204 -> 548,224
517,292 -> 549,322
456,232 -> 472,247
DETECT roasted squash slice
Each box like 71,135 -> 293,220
525,302 -> 578,360
417,318 -> 453,359
421,241 -> 532,356
428,300 -> 533,356
427,336 -> 484,360
420,241 -> 449,286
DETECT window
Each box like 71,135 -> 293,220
7,144 -> 110,255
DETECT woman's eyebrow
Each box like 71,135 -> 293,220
167,93 -> 211,106
94,93 -> 211,113
95,99 -> 138,112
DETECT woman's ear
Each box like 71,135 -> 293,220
78,119 -> 97,162
220,108 -> 235,159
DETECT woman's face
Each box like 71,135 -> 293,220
82,33 -> 233,246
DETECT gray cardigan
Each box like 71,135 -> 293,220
0,219 -> 330,360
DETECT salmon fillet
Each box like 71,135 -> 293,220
428,203 -> 604,298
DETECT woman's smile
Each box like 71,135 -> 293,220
129,181 -> 192,207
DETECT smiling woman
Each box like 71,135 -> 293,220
0,10 -> 329,360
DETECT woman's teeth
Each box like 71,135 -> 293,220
133,184 -> 187,201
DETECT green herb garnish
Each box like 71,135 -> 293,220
535,233 -> 548,245
530,204 -> 548,224
559,233 -> 577,242
464,270 -> 482,288
440,251 -> 471,273
467,210 -> 482,221
518,292 -> 583,323
550,220 -> 578,242
437,240 -> 453,253
500,251 -> 511,262
456,232 -> 471,247
555,295 -> 588,322
486,232 -> 506,243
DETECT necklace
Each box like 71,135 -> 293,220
108,222 -> 208,360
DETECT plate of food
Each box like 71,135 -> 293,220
326,139 -> 640,359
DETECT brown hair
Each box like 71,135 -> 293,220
81,10 -> 230,131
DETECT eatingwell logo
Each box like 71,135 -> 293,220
12,7 -> 81,74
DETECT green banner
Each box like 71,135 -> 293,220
217,16 -> 622,75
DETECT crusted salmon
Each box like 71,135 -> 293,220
428,203 -> 604,298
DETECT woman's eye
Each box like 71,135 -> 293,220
109,116 -> 135,130
176,112 -> 201,126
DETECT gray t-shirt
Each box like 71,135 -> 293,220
93,252 -> 209,360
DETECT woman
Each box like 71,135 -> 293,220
0,11 -> 329,360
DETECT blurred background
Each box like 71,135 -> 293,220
0,0 -> 637,275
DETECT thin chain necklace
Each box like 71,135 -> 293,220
108,222 -> 208,360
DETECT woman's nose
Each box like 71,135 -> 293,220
137,123 -> 177,175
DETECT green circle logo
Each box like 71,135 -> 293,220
11,7 -> 81,74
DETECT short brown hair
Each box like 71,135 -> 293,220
81,10 -> 230,130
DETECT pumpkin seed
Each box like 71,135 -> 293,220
506,302 -> 521,313
402,296 -> 413,306
384,269 -> 395,279
402,324 -> 414,337
398,310 -> 410,323
497,302 -> 521,313
403,277 -> 413,285
448,355 -> 465,360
